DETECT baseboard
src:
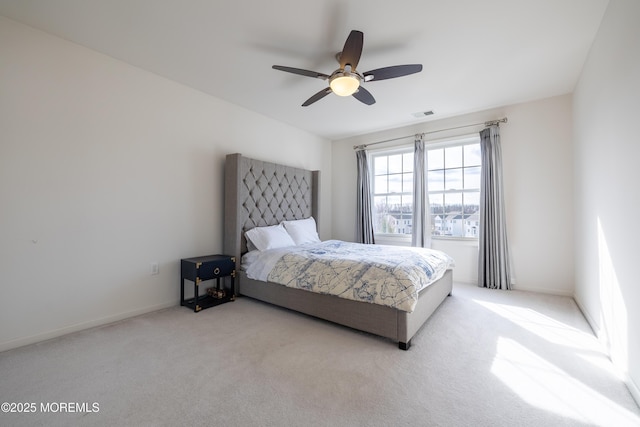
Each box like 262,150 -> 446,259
510,284 -> 574,297
625,374 -> 640,408
460,281 -> 574,297
573,294 -> 600,336
573,296 -> 640,408
0,301 -> 177,353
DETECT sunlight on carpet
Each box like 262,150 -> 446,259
474,300 -> 609,368
474,299 -> 640,426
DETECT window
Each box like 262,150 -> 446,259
428,136 -> 481,238
370,135 -> 481,240
371,148 -> 414,236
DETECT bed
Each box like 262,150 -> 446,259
223,153 -> 453,350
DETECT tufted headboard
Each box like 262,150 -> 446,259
223,153 -> 320,270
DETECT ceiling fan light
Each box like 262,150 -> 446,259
330,74 -> 360,96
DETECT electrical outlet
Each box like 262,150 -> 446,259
151,262 -> 159,275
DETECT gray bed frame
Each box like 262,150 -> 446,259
223,153 -> 452,350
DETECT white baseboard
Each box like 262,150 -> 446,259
573,294 -> 600,335
511,284 -> 574,297
458,282 -> 574,297
0,301 -> 176,353
625,374 -> 640,408
573,295 -> 640,408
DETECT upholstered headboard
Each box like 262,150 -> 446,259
223,153 -> 320,270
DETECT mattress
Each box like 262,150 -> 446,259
242,240 -> 454,312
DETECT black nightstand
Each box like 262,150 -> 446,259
180,254 -> 236,312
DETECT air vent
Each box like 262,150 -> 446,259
412,110 -> 434,118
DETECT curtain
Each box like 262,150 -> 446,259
412,136 -> 431,248
356,149 -> 375,244
478,125 -> 511,289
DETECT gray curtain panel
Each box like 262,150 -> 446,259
412,137 -> 431,248
356,149 -> 375,244
478,125 -> 511,289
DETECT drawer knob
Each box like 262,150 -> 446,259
214,267 -> 220,275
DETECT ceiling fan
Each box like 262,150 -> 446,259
272,30 -> 422,107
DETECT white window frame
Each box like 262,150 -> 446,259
368,133 -> 482,244
427,134 -> 481,241
369,146 -> 414,244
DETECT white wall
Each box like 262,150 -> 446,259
332,95 -> 574,294
0,16 -> 332,352
573,0 -> 640,404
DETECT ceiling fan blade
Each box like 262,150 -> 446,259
272,65 -> 329,80
363,64 -> 423,82
352,86 -> 376,105
302,88 -> 332,107
339,30 -> 364,70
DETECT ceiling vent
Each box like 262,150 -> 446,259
412,110 -> 434,118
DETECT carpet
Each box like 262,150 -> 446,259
1,283 -> 638,426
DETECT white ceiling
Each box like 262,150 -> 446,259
0,0 -> 609,140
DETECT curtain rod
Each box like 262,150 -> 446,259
353,117 -> 508,150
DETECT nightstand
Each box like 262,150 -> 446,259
180,254 -> 235,312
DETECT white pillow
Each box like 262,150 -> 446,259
282,217 -> 321,245
245,224 -> 296,251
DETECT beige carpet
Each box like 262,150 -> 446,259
1,283 -> 639,426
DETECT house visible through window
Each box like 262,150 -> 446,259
371,148 -> 414,235
428,136 -> 481,238
370,135 -> 481,240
